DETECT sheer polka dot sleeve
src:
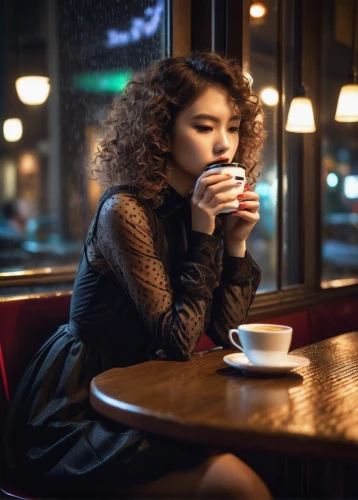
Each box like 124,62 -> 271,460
95,193 -> 218,360
206,251 -> 261,347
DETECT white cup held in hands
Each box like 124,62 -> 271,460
204,162 -> 247,214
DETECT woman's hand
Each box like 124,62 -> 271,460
191,172 -> 242,235
223,184 -> 260,257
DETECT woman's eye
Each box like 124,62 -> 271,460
196,126 -> 212,132
228,127 -> 240,133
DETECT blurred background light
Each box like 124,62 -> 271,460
250,2 -> 268,19
2,160 -> 17,198
73,70 -> 132,93
15,76 -> 50,105
326,172 -> 339,187
3,118 -> 23,142
18,153 -> 39,175
344,175 -> 358,198
261,87 -> 279,106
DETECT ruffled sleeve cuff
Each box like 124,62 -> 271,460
221,251 -> 261,286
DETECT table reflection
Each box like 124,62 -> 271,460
225,373 -> 303,419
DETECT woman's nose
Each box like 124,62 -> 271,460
214,131 -> 231,153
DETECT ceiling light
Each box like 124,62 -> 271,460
286,96 -> 316,133
3,118 -> 23,142
285,3 -> 316,133
15,76 -> 50,105
335,84 -> 358,121
335,1 -> 358,122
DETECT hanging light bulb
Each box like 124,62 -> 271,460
335,84 -> 358,121
3,118 -> 23,142
334,1 -> 358,122
286,95 -> 316,133
15,76 -> 50,105
285,1 -> 316,133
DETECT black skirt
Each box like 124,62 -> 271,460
3,326 -> 207,496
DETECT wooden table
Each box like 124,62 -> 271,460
90,332 -> 358,460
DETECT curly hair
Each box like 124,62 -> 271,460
92,51 -> 265,208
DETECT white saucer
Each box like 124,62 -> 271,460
223,353 -> 310,376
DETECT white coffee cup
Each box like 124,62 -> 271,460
205,162 -> 247,214
228,323 -> 292,367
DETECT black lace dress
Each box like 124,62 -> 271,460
4,184 -> 261,495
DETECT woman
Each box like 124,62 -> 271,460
4,51 -> 270,499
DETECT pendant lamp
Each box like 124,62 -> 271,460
285,3 -> 316,133
286,86 -> 316,133
15,76 -> 50,105
335,0 -> 358,122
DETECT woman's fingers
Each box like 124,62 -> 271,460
233,209 -> 261,223
192,173 -> 233,203
193,173 -> 244,209
203,183 -> 243,207
240,190 -> 260,201
211,201 -> 241,216
192,172 -> 260,220
238,200 -> 260,212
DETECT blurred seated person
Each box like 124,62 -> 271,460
0,199 -> 32,264
1,199 -> 30,235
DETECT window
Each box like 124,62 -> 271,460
2,0 -> 357,307
249,0 -> 279,291
0,0 -> 168,284
249,0 -> 303,291
320,0 -> 358,284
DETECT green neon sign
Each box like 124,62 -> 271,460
73,70 -> 132,93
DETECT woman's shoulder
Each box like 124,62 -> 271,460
98,185 -> 155,227
99,185 -> 141,207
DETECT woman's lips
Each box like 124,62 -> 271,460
207,158 -> 229,166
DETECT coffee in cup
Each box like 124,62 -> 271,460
228,323 -> 292,367
204,162 -> 247,214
